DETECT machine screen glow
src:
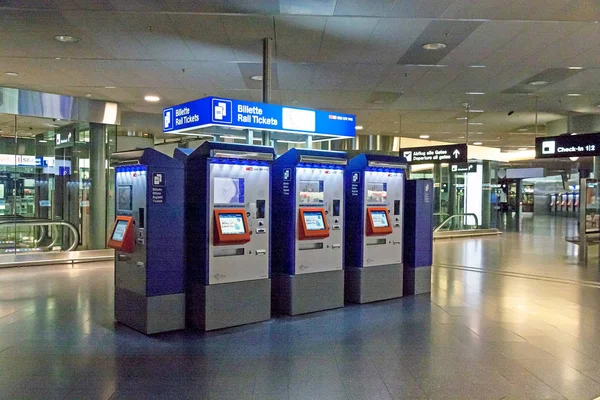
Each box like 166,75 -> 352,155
218,213 -> 246,234
366,182 -> 387,203
303,211 -> 325,231
112,220 -> 128,241
214,177 -> 245,204
299,180 -> 324,203
371,211 -> 389,228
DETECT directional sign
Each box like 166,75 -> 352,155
536,133 -> 600,159
450,161 -> 478,173
400,144 -> 467,165
163,96 -> 356,138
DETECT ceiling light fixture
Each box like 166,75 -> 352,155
250,75 -> 263,81
466,92 -> 485,95
85,93 -> 92,97
144,95 -> 160,102
54,35 -> 80,43
528,80 -> 548,86
39,140 -> 48,143
518,148 -> 528,151
468,122 -> 484,125
419,135 -> 430,139
469,65 -> 487,68
456,117 -> 467,120
371,100 -> 386,104
422,43 -> 447,50
4,72 -> 18,76
469,109 -> 485,113
567,93 -> 581,97
355,126 -> 364,130
517,128 -> 529,132
568,66 -> 584,70
473,142 -> 483,145
104,86 -> 116,89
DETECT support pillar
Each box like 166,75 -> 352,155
89,123 -> 107,249
262,38 -> 272,146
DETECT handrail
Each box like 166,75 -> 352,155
0,220 -> 79,252
434,213 -> 480,232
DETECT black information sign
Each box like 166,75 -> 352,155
400,144 -> 467,165
450,161 -> 478,173
536,133 -> 600,159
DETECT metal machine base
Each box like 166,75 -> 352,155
115,288 -> 185,335
272,270 -> 344,316
403,266 -> 432,296
345,264 -> 403,304
188,279 -> 271,331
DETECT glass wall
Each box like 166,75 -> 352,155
0,114 -> 116,255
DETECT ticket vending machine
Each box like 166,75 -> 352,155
344,154 -> 405,303
271,149 -> 346,315
109,149 -> 185,334
185,142 -> 274,331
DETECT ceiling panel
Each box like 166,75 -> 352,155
317,17 -> 379,63
279,0 -> 337,15
389,0 -> 454,18
333,0 -> 395,17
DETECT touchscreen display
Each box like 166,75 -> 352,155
219,213 -> 246,234
112,220 -> 128,241
303,211 -> 325,231
371,210 -> 389,228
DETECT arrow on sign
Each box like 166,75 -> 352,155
468,164 -> 474,170
453,149 -> 460,158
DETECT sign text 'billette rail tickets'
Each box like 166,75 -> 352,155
400,144 -> 467,165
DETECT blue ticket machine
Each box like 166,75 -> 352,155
344,154 -> 406,303
185,142 -> 275,331
109,149 -> 185,334
272,149 -> 347,315
403,179 -> 434,296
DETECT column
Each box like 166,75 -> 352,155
89,123 -> 107,249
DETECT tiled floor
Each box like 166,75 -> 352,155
1,216 -> 600,399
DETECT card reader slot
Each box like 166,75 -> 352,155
299,243 -> 324,251
255,249 -> 266,255
214,248 -> 245,257
366,238 -> 387,246
332,244 -> 341,249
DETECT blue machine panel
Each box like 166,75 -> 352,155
403,179 -> 434,268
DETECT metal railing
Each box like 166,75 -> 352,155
0,219 -> 79,252
434,213 -> 480,232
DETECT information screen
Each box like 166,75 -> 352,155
218,213 -> 246,234
371,210 -> 389,228
367,182 -> 387,203
299,180 -> 324,204
214,177 -> 245,204
112,220 -> 128,241
303,211 -> 326,231
117,185 -> 132,212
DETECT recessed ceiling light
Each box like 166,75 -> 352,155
39,140 -> 48,143
469,65 -> 487,68
528,80 -> 548,86
518,148 -> 528,151
468,122 -> 484,125
466,92 -> 485,95
469,109 -> 485,113
567,93 -> 581,97
250,75 -> 263,81
456,117 -> 467,120
568,66 -> 584,70
54,57 -> 61,60
54,35 -> 80,43
473,142 -> 483,145
85,93 -> 92,97
517,128 -> 529,132
475,132 -> 484,135
419,135 -> 430,139
144,95 -> 160,102
4,71 -> 18,76
355,126 -> 364,130
104,86 -> 116,89
422,43 -> 447,50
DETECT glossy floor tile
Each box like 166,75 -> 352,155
0,216 -> 600,399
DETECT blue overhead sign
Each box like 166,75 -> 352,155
163,96 -> 356,138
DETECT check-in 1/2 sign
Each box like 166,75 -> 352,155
400,144 -> 468,165
535,133 -> 600,159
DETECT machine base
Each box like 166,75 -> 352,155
403,266 -> 432,296
272,270 -> 344,316
188,279 -> 271,331
115,288 -> 185,335
345,264 -> 403,304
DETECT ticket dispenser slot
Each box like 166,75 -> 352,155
108,216 -> 135,253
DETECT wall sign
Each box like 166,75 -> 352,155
400,144 -> 467,165
163,96 -> 356,138
152,172 -> 166,204
536,133 -> 600,159
450,162 -> 477,173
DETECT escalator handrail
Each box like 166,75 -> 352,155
0,220 -> 79,252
